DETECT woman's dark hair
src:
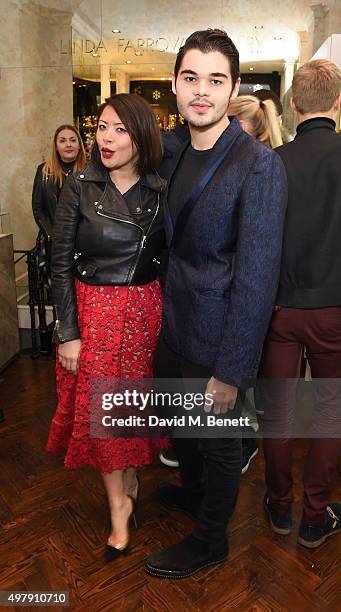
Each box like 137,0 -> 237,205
174,29 -> 240,87
91,94 -> 162,176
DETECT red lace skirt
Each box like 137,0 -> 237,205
46,278 -> 168,472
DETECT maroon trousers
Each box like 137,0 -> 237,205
259,306 -> 341,525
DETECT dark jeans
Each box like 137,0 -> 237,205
258,306 -> 341,524
154,336 -> 242,543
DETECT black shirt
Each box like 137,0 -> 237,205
168,146 -> 214,223
170,147 -> 215,223
60,160 -> 75,175
110,179 -> 159,233
168,127 -> 232,223
58,161 -> 76,199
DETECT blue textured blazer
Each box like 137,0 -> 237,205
160,118 -> 287,389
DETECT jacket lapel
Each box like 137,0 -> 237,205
163,138 -> 190,243
170,119 -> 242,247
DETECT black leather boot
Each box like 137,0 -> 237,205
145,533 -> 228,578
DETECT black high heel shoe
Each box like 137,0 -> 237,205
105,495 -> 138,563
104,541 -> 130,562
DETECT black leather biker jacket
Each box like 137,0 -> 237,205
32,163 -> 59,238
51,162 -> 166,343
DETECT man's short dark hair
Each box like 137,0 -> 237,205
174,29 -> 240,87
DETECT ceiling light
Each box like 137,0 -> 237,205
254,25 -> 264,29
151,67 -> 155,71
135,50 -> 143,56
112,29 -> 121,34
126,60 -> 132,64
73,81 -> 75,84
249,67 -> 254,71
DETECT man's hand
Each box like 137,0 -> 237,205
58,339 -> 81,375
204,377 -> 238,414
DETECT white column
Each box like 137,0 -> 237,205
100,62 -> 111,102
297,30 -> 313,64
280,60 -> 296,134
280,60 -> 295,100
116,70 -> 130,93
310,2 -> 330,55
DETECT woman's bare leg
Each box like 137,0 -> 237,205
124,467 -> 139,499
102,470 -> 133,549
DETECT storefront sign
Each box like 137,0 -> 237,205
61,30 -> 299,61
60,36 -> 186,55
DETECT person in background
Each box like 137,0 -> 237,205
227,94 -> 283,149
258,59 -> 341,548
32,124 -> 85,240
253,88 -> 283,117
253,88 -> 292,143
226,94 -> 283,473
47,94 -> 168,563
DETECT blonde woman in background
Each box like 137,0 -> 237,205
32,125 -> 86,239
228,95 -> 283,149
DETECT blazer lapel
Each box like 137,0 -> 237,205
164,137 -> 190,244
171,121 -> 242,247
164,118 -> 243,246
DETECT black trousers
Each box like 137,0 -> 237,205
154,336 -> 242,544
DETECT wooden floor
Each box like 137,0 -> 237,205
0,355 -> 340,612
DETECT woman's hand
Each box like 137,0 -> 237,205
58,339 -> 81,375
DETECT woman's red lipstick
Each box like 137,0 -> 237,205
101,148 -> 114,159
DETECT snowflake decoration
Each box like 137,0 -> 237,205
153,90 -> 161,100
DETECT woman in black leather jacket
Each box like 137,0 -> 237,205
47,94 -> 168,562
32,124 -> 85,239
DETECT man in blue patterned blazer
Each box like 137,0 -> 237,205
145,29 -> 288,579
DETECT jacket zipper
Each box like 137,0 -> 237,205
127,193 -> 160,284
95,180 -> 145,232
96,209 -> 144,233
95,192 -> 160,285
